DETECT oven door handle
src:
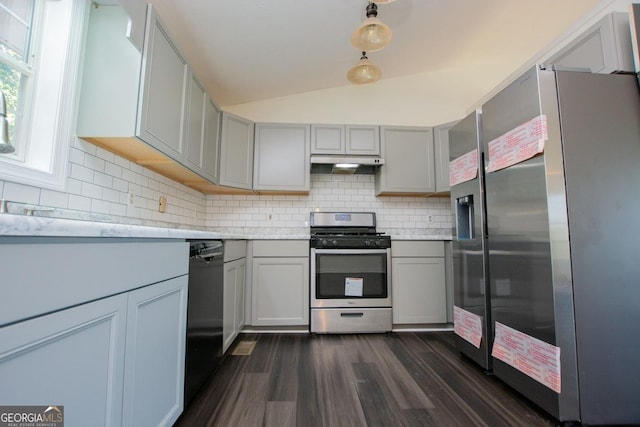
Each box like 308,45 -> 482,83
312,249 -> 389,255
340,312 -> 364,318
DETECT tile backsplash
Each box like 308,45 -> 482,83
1,137 -> 452,235
206,175 -> 452,236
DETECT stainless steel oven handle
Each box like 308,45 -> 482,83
312,249 -> 389,254
340,312 -> 364,318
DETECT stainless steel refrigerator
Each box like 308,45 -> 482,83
450,110 -> 492,371
482,65 -> 640,424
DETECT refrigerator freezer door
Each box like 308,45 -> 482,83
450,110 -> 492,370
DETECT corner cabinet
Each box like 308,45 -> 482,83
219,112 -> 255,190
251,240 -> 309,326
375,126 -> 435,195
391,241 -> 447,325
310,124 -> 380,155
0,238 -> 189,427
253,123 -> 310,192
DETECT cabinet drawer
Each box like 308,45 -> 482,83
392,241 -> 444,257
252,240 -> 309,257
224,240 -> 247,262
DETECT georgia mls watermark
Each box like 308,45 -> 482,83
0,406 -> 63,427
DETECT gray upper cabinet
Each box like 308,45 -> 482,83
254,123 -> 310,192
184,74 -> 206,171
375,126 -> 435,195
546,12 -> 634,73
202,98 -> 221,183
311,124 -> 345,155
311,124 -> 379,155
346,125 -> 380,155
433,120 -> 458,193
137,6 -> 189,160
219,112 -> 255,190
76,4 -> 223,192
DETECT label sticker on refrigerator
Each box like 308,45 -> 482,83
449,149 -> 479,187
486,115 -> 548,173
345,277 -> 364,297
492,322 -> 561,393
453,306 -> 483,348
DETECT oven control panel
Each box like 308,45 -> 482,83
310,236 -> 391,249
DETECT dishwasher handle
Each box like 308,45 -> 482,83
190,241 -> 224,260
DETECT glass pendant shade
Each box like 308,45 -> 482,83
347,53 -> 382,85
371,0 -> 397,4
351,17 -> 393,52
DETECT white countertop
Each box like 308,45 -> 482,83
0,214 -> 450,241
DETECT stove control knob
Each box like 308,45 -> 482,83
321,239 -> 328,246
374,240 -> 381,247
332,239 -> 338,246
365,240 -> 371,246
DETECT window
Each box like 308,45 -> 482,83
0,0 -> 87,190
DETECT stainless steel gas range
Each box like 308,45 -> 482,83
309,212 -> 392,333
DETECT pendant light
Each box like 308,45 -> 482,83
347,52 -> 382,85
0,91 -> 15,154
371,0 -> 397,3
351,2 -> 393,53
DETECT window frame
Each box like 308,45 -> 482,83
0,0 -> 88,191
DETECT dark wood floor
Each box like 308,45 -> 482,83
174,331 -> 557,427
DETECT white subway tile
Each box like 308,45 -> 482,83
94,171 -> 113,188
68,194 -> 91,211
84,154 -> 106,173
91,199 -> 111,214
105,162 -> 122,178
3,182 -> 40,204
40,189 -> 69,208
70,163 -> 94,183
81,182 -> 103,199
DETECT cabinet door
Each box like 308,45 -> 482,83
138,7 -> 188,160
253,123 -> 310,191
122,276 -> 188,427
203,98 -> 221,182
0,294 -> 128,427
310,124 -> 345,154
546,12 -> 634,74
434,121 -> 457,193
392,257 -> 446,324
223,260 -> 239,353
375,126 -> 435,195
184,74 -> 206,171
219,112 -> 255,189
346,125 -> 380,155
235,258 -> 246,334
252,257 -> 309,326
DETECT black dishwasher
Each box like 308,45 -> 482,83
185,240 -> 224,407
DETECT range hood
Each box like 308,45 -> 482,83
310,155 -> 384,174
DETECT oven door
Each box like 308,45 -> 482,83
310,248 -> 391,308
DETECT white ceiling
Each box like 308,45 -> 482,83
148,0 -> 605,108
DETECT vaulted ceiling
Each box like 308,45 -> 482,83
149,0 -> 605,108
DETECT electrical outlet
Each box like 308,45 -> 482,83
159,196 -> 167,213
128,191 -> 135,205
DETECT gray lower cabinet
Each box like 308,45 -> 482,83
0,238 -> 189,427
392,241 -> 447,324
253,123 -> 310,191
375,126 -> 435,195
251,240 -> 309,326
219,112 -> 255,190
0,293 -> 128,426
546,12 -> 634,73
223,240 -> 247,353
122,277 -> 188,427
